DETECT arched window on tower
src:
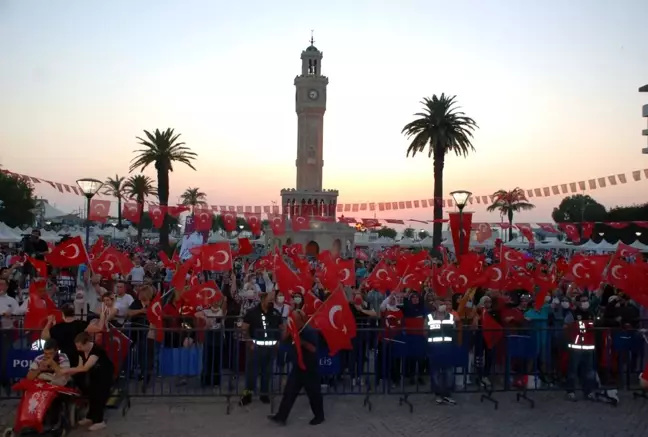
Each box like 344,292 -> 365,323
308,59 -> 314,75
313,59 -> 318,75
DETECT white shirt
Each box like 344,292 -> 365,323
129,266 -> 145,284
203,308 -> 224,329
114,293 -> 134,325
0,293 -> 19,328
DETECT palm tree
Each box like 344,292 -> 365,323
402,94 -> 478,250
129,128 -> 197,249
180,187 -> 208,210
103,175 -> 126,227
486,187 -> 535,241
123,175 -> 157,243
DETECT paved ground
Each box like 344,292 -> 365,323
3,391 -> 648,437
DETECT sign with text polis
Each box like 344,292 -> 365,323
318,350 -> 340,376
6,350 -> 40,379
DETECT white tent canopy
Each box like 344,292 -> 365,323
418,236 -> 434,248
629,240 -> 648,252
0,222 -> 22,243
597,240 -> 618,252
397,238 -> 416,247
574,240 -> 600,251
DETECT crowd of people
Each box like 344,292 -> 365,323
1,228 -> 648,429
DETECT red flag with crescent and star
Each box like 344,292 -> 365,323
270,214 -> 286,236
448,211 -> 473,257
146,293 -> 165,342
45,236 -> 89,268
122,202 -> 142,224
148,205 -> 167,229
287,311 -> 306,370
221,211 -> 238,233
88,199 -> 110,223
312,286 -> 356,356
244,212 -> 262,235
193,208 -> 213,232
200,242 -> 233,272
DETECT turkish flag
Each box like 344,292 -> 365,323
238,238 -> 254,256
122,202 -> 142,223
558,223 -> 580,242
482,310 -> 503,349
448,211 -> 473,256
354,248 -> 369,261
148,205 -> 167,229
221,211 -> 238,233
336,258 -> 355,287
46,236 -> 88,268
274,254 -> 309,295
313,286 -> 356,356
362,218 -> 381,228
92,246 -> 123,276
194,208 -> 213,232
200,242 -> 233,272
26,256 -> 48,278
244,213 -> 262,235
12,380 -> 80,433
146,293 -> 164,342
473,223 -> 492,243
292,215 -> 310,232
302,291 -> 323,318
101,326 -> 132,378
270,214 -> 286,236
88,199 -> 111,223
168,205 -> 190,217
537,223 -> 558,233
581,222 -> 594,240
516,223 -> 534,242
287,312 -> 306,370
616,242 -> 640,258
89,236 -> 104,261
181,281 -> 223,309
483,265 -> 505,289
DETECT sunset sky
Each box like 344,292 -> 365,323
1,0 -> 647,225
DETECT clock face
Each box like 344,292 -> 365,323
308,89 -> 319,100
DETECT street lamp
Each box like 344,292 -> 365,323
76,178 -> 103,249
450,190 -> 472,256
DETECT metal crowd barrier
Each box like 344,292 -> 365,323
1,323 -> 647,414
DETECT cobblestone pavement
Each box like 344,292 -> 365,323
4,391 -> 647,437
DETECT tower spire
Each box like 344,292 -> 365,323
310,30 -> 315,46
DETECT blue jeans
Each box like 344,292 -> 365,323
433,366 -> 454,397
566,349 -> 596,394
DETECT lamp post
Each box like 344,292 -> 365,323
450,190 -> 472,256
76,178 -> 104,249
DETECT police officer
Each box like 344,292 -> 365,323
268,310 -> 324,426
564,294 -> 598,402
427,296 -> 457,405
239,291 -> 283,406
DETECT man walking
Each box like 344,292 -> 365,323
268,310 -> 325,426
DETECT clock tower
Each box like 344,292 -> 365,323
294,38 -> 328,191
271,37 -> 354,257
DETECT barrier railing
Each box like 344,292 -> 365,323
1,324 -> 647,414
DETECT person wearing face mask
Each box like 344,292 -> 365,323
274,292 -> 291,320
427,297 -> 456,405
292,292 -> 304,310
564,294 -> 599,402
197,297 -> 227,387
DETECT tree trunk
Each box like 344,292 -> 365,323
508,210 -> 514,241
157,166 -> 170,251
137,195 -> 144,244
432,151 -> 445,251
117,197 -> 122,228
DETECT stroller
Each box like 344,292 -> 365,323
3,379 -> 81,437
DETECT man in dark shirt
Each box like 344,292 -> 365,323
239,291 -> 283,406
23,229 -> 49,259
269,310 -> 324,426
42,304 -> 90,368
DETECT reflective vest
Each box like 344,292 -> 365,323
567,318 -> 595,350
426,313 -> 454,343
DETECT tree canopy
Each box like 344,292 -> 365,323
376,227 -> 397,239
552,194 -> 607,223
0,172 -> 37,227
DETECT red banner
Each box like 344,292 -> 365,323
448,211 -> 473,256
